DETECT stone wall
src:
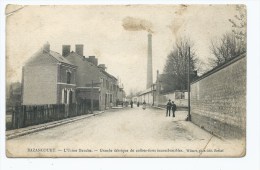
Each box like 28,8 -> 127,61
190,55 -> 246,139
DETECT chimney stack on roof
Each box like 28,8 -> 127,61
75,44 -> 84,56
43,42 -> 50,53
98,64 -> 106,71
62,45 -> 71,57
86,56 -> 98,66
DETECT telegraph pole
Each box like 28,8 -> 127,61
91,80 -> 94,114
187,47 -> 191,121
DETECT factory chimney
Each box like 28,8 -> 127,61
147,33 -> 153,89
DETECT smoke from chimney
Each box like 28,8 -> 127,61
122,16 -> 154,33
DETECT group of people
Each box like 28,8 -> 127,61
166,99 -> 177,117
130,99 -> 177,116
129,100 -> 147,110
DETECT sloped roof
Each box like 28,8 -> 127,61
66,51 -> 95,66
138,87 -> 153,95
100,69 -> 117,81
66,51 -> 117,81
49,50 -> 75,66
25,49 -> 76,67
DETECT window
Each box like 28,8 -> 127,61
67,72 -> 71,84
106,80 -> 109,89
69,91 -> 73,104
64,90 -> 67,104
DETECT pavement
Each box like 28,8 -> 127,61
6,105 -> 245,157
6,110 -> 106,140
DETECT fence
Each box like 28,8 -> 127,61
9,103 -> 89,130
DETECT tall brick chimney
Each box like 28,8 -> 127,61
75,44 -> 84,56
62,45 -> 71,56
147,33 -> 153,89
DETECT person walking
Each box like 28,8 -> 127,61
171,101 -> 177,117
166,99 -> 172,117
130,100 -> 133,108
137,102 -> 140,107
142,101 -> 146,110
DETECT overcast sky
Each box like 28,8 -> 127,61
6,5 -> 238,94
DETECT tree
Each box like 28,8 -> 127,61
209,32 -> 245,67
229,4 -> 246,49
209,5 -> 246,67
162,37 -> 197,92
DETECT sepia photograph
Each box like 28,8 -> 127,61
5,4 -> 247,158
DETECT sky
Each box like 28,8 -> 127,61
6,5 -> 238,94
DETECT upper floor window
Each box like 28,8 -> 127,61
67,72 -> 71,84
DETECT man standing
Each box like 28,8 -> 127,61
172,101 -> 177,117
166,99 -> 172,117
130,100 -> 133,108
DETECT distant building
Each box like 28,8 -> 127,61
138,85 -> 156,105
116,85 -> 126,105
22,43 -> 77,105
138,70 -> 188,107
65,45 -> 120,110
7,82 -> 22,106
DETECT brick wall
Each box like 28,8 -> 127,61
57,64 -> 77,104
190,55 -> 246,139
23,65 -> 58,105
66,52 -> 118,110
59,65 -> 76,84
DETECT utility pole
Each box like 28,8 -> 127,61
152,84 -> 154,106
91,80 -> 94,114
187,47 -> 191,121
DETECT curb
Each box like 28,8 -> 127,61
152,106 -> 165,110
6,111 -> 105,140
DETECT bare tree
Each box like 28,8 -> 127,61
162,37 -> 198,92
229,4 -> 246,49
209,32 -> 245,67
209,5 -> 246,68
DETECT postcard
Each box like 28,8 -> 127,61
5,4 -> 246,157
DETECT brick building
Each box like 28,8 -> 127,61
22,43 -> 124,111
64,44 -> 120,110
22,43 -> 77,105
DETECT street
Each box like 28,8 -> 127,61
6,106 -> 244,157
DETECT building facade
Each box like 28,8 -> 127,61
22,43 -> 124,111
22,43 -> 77,105
64,45 -> 121,110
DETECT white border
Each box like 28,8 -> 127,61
1,1 -> 260,170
